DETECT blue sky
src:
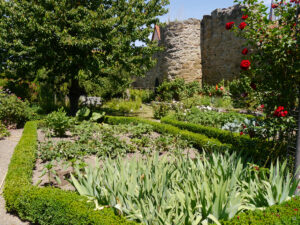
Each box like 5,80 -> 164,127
159,0 -> 272,22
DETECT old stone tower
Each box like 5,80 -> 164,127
133,5 -> 245,88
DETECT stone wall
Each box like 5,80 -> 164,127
201,5 -> 245,84
133,4 -> 244,88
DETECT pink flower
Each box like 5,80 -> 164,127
220,86 -> 224,91
261,104 -> 264,109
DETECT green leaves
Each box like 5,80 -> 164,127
70,151 -> 299,224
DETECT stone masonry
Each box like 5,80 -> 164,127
201,5 -> 245,84
133,4 -> 245,88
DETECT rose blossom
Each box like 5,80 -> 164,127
242,15 -> 248,20
225,22 -> 234,30
239,22 -> 247,30
272,3 -> 279,8
242,48 -> 248,55
240,60 -> 251,70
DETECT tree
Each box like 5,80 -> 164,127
0,0 -> 169,114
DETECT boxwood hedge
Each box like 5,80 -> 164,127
3,121 -> 137,225
161,116 -> 284,161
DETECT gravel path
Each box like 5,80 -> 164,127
0,129 -> 30,225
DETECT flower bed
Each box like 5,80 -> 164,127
3,121 -> 137,225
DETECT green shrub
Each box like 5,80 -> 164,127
45,108 -> 73,136
0,90 -> 34,127
0,121 -> 10,138
3,121 -> 137,225
175,107 -> 254,129
229,75 -> 258,109
220,197 -> 300,225
152,102 -> 170,119
161,116 -> 283,164
129,89 -> 154,103
102,98 -> 142,114
155,78 -> 201,101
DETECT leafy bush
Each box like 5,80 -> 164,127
129,89 -> 154,103
152,102 -> 170,119
0,121 -> 10,139
155,78 -> 201,101
102,98 -> 142,114
71,151 -> 299,224
220,197 -> 300,225
175,107 -> 254,129
0,90 -> 34,127
3,121 -> 137,225
229,75 -> 257,109
45,108 -> 73,136
161,116 -> 284,164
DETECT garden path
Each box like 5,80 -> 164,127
0,129 -> 30,225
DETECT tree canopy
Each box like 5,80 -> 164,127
0,0 -> 169,113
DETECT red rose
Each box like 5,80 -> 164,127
274,106 -> 288,117
240,131 -> 244,136
226,22 -> 234,30
242,15 -> 248,20
272,3 -> 279,8
242,48 -> 248,55
239,22 -> 247,30
220,86 -> 224,91
240,60 -> 251,70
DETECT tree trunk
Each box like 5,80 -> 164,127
68,79 -> 81,116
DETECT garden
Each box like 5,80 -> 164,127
0,0 -> 299,225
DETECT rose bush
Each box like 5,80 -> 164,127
227,0 -> 299,149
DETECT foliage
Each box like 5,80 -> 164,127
104,116 -> 231,151
45,108 -> 74,137
0,121 -> 9,139
201,80 -> 228,97
152,102 -> 170,119
161,115 -> 283,165
3,122 -> 137,225
0,0 -> 170,113
39,121 -> 196,162
174,107 -> 254,129
220,197 -> 300,225
130,89 -> 155,104
71,151 -> 299,224
229,75 -> 257,109
0,89 -> 35,127
102,98 -> 142,114
231,0 -> 299,114
155,78 -> 201,101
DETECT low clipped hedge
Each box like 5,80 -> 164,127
104,116 -> 231,152
220,197 -> 300,225
3,121 -> 137,225
161,116 -> 282,160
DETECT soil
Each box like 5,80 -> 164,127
33,128 -> 199,191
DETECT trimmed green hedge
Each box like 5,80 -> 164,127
104,116 -> 231,152
3,121 -> 137,225
161,116 -> 282,160
220,197 -> 300,225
